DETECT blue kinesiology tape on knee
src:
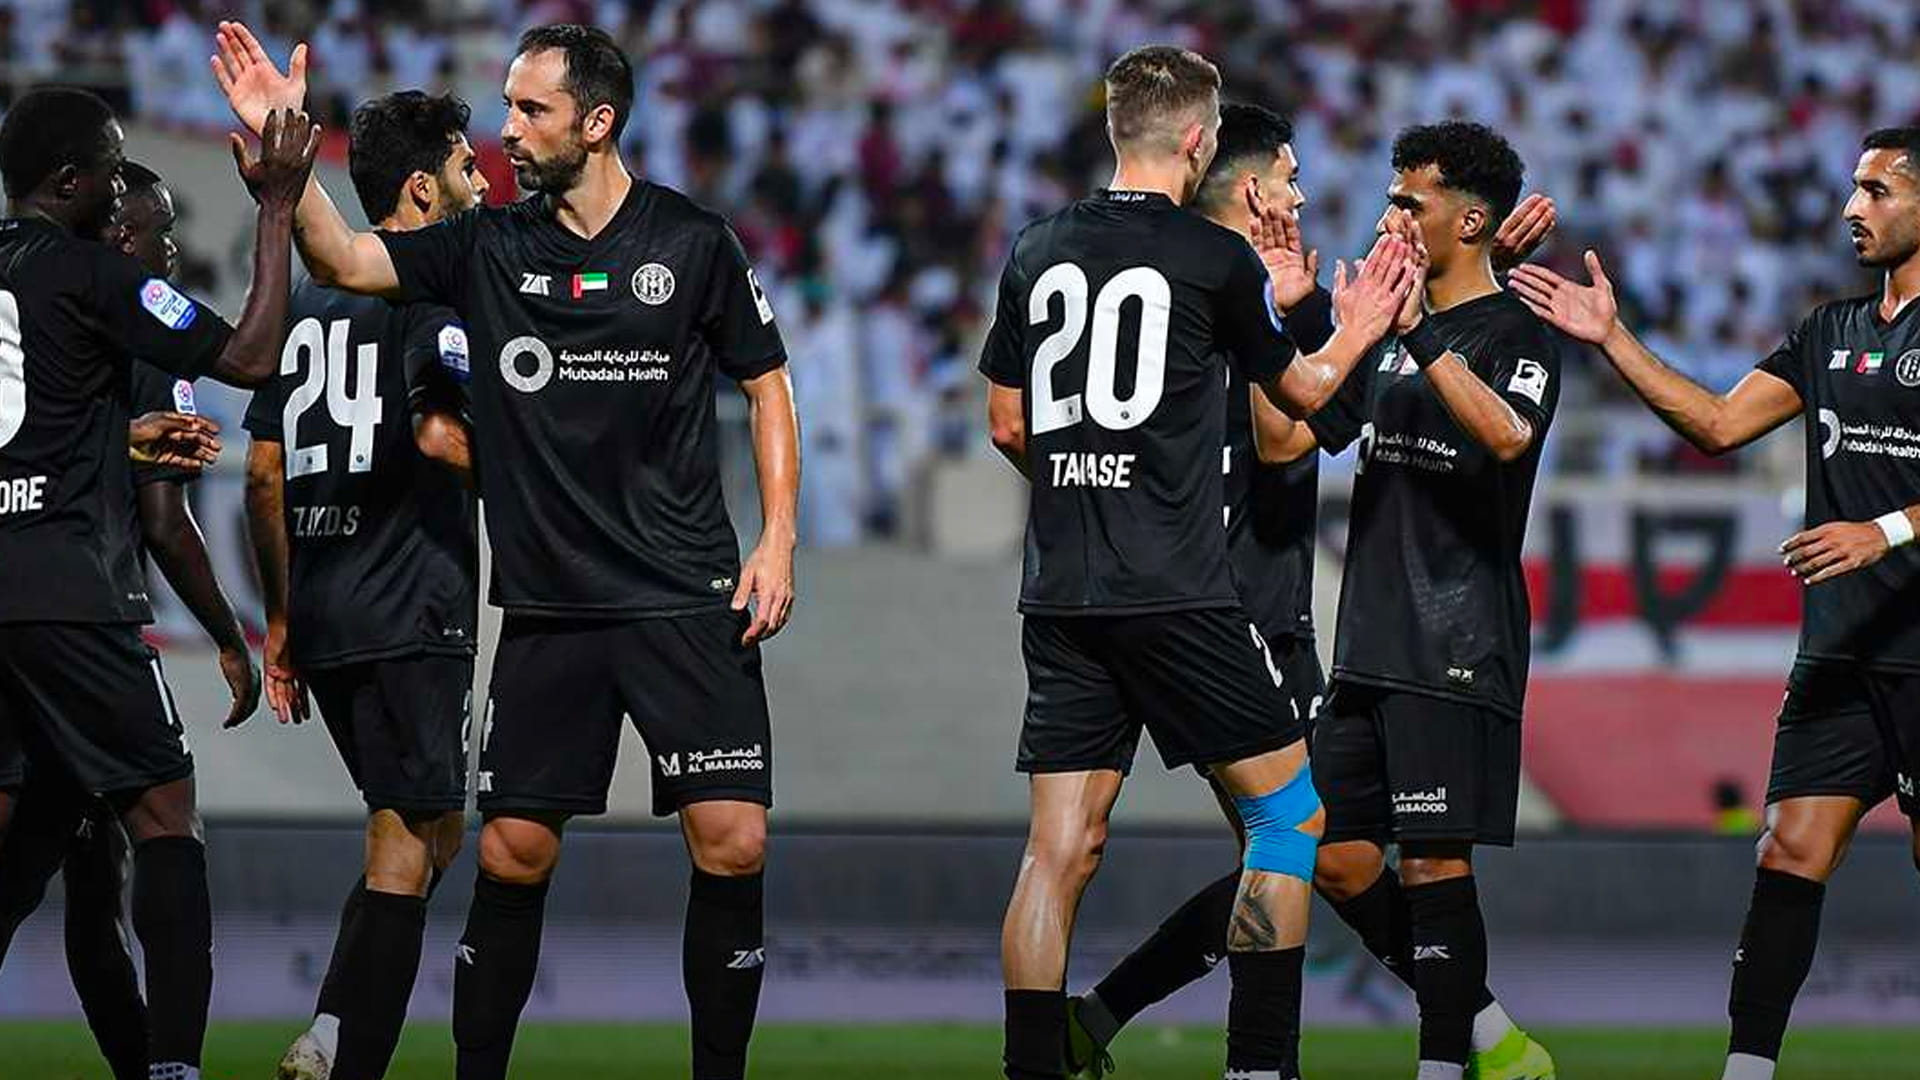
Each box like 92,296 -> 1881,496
1234,764 -> 1321,883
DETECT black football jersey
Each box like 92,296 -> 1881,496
378,182 -> 788,618
979,190 -> 1297,614
1309,291 -> 1561,718
1757,296 -> 1920,673
0,217 -> 234,624
129,360 -> 200,487
243,280 -> 478,667
1224,287 -> 1334,642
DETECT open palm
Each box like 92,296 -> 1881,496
1248,190 -> 1319,311
1509,250 -> 1619,345
210,20 -> 308,136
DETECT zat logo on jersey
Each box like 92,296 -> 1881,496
631,262 -> 675,305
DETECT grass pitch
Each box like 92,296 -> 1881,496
4,1020 -> 1916,1078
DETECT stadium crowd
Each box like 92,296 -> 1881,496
2,0 -> 1913,540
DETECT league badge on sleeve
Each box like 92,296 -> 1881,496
140,278 -> 198,330
171,379 -> 196,415
1506,357 -> 1550,406
438,323 -> 471,383
746,267 -> 775,325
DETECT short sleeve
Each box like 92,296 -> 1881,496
242,370 -> 283,442
403,306 -> 471,421
1306,352 -> 1370,453
378,209 -> 481,310
88,248 -> 234,377
1755,314 -> 1811,398
1485,317 -> 1562,435
699,223 -> 788,381
1216,241 -> 1296,384
977,252 -> 1027,388
129,361 -> 199,485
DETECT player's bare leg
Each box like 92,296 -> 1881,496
1723,795 -> 1862,1080
116,775 -> 212,1080
454,811 -> 565,1080
677,799 -> 768,1080
1002,769 -> 1124,1079
1209,741 -> 1321,1080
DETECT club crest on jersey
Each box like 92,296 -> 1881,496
1897,350 -> 1920,388
171,380 -> 196,415
139,279 -> 196,330
631,262 -> 675,305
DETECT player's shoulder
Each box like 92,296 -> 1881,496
1481,289 -> 1564,343
1799,293 -> 1876,334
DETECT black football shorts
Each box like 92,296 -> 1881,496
0,623 -> 192,796
1017,607 -> 1303,775
306,652 -> 473,814
1313,680 -> 1522,847
478,611 -> 772,818
1768,660 -> 1920,818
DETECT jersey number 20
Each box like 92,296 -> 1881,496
281,316 -> 384,479
1027,264 -> 1170,435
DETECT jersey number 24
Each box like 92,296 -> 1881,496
281,316 -> 384,479
1027,264 -> 1170,435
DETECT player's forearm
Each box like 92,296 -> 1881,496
744,368 -> 800,548
140,484 -> 248,653
294,178 -> 401,297
1424,355 -> 1535,462
208,203 -> 297,388
1266,325 -> 1372,420
1249,385 -> 1317,465
1599,322 -> 1743,454
244,446 -> 292,627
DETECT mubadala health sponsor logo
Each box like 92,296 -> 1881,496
1393,786 -> 1449,814
501,338 -> 673,392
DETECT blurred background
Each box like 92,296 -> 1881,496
6,0 -> 1920,1051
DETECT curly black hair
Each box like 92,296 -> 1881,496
348,90 -> 473,223
1195,102 -> 1294,213
1391,121 -> 1524,232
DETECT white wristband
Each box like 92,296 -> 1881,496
1875,510 -> 1916,549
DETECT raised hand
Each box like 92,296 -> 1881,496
1492,193 -> 1557,272
210,21 -> 308,137
129,410 -> 220,470
1380,208 -> 1429,332
1333,234 -> 1419,346
1247,186 -> 1319,312
1509,250 -> 1619,344
231,107 -> 321,211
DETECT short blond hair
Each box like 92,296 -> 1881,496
1105,45 -> 1221,155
